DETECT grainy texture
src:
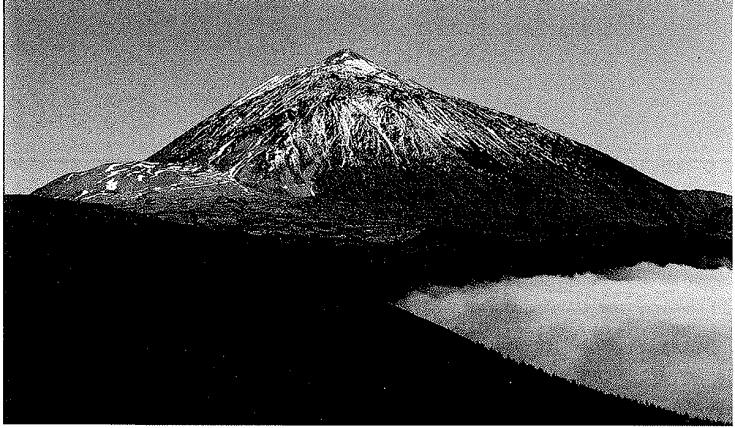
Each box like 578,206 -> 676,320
3,195 -> 720,425
33,51 -> 732,250
5,0 -> 731,194
9,44 -> 733,424
399,263 -> 733,423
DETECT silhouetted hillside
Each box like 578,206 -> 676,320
680,189 -> 733,239
4,195 -> 718,424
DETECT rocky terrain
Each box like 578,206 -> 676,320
9,49 -> 731,424
33,50 -> 731,255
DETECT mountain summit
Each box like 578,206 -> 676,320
34,50 -> 730,250
141,50 -> 644,202
322,48 -> 376,66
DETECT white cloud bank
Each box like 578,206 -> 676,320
397,263 -> 732,423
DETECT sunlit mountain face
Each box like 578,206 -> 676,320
21,49 -> 731,424
34,50 -> 729,251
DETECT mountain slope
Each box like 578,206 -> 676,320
145,49 -> 694,225
33,49 -> 730,250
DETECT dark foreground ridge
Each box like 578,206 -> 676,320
4,195 -> 720,425
12,49 -> 733,424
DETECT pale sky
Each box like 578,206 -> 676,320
4,0 -> 732,194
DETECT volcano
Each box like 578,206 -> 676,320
33,49 -> 730,263
10,49 -> 732,424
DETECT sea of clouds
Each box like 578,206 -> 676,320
397,263 -> 732,423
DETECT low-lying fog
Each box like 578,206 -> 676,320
397,263 -> 732,423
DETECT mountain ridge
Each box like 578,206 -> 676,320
15,50 -> 732,424
33,49 -> 731,252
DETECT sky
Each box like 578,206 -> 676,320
4,0 -> 732,194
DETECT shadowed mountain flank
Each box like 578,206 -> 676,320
11,50 -> 732,424
32,51 -> 731,270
